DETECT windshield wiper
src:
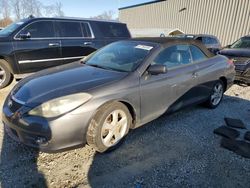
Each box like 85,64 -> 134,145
87,64 -> 108,69
86,64 -> 128,72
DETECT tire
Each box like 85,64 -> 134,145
86,102 -> 132,153
0,59 -> 13,89
204,80 -> 224,109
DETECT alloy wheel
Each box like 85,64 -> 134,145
211,83 -> 223,106
101,109 -> 128,147
0,65 -> 6,85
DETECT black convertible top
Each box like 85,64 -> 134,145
131,37 -> 197,44
130,37 -> 214,57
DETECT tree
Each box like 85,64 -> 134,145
21,0 -> 43,18
43,4 -> 56,17
9,0 -> 65,21
11,0 -> 21,20
54,1 -> 64,17
0,17 -> 13,27
1,0 -> 11,19
92,10 -> 116,20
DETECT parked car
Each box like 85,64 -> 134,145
0,17 -> 131,89
2,37 -> 235,153
176,34 -> 222,54
219,36 -> 250,85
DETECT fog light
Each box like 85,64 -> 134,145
35,137 -> 48,146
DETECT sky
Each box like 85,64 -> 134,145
41,0 -> 154,18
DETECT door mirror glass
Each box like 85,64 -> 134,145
19,32 -> 31,39
148,64 -> 167,75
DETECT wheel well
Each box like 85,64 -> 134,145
119,101 -> 137,128
219,77 -> 227,91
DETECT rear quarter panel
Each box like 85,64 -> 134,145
196,55 -> 235,91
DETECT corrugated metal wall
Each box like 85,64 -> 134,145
119,0 -> 250,46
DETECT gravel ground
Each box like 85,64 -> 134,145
0,82 -> 250,188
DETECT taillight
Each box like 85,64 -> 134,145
227,59 -> 234,66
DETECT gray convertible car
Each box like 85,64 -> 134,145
2,38 -> 235,153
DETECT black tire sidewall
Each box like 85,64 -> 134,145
87,102 -> 132,153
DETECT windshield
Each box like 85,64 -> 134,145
0,21 -> 25,36
231,37 -> 250,49
85,41 -> 156,72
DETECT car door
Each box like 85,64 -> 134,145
13,20 -> 61,73
139,44 -> 199,124
54,20 -> 96,65
189,45 -> 214,101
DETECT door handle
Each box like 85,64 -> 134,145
192,72 -> 198,78
48,43 -> 60,47
83,42 -> 93,46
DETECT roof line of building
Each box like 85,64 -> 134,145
119,0 -> 166,10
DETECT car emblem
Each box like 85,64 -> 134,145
8,99 -> 13,108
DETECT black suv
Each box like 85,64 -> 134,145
176,34 -> 222,54
0,17 -> 131,88
219,36 -> 250,85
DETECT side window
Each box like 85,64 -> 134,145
81,22 -> 92,38
19,21 -> 55,38
153,45 -> 192,69
190,45 -> 207,63
202,37 -> 216,45
196,37 -> 203,42
96,22 -> 130,38
55,21 -> 83,38
210,37 -> 219,45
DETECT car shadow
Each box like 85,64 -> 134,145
0,83 -> 47,187
87,95 -> 250,187
0,129 -> 47,187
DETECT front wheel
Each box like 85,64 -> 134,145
86,102 -> 132,153
204,80 -> 224,109
0,60 -> 13,89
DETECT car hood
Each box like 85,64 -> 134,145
12,62 -> 128,107
220,48 -> 250,57
0,36 -> 9,42
220,48 -> 250,65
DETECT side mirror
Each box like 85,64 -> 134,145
19,32 -> 31,39
148,64 -> 167,75
225,44 -> 231,48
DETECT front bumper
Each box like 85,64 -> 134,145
2,97 -> 96,152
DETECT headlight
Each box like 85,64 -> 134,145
28,93 -> 92,118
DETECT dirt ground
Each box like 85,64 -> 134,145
0,82 -> 250,188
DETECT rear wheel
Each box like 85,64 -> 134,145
86,102 -> 132,153
204,80 -> 224,109
0,60 -> 13,89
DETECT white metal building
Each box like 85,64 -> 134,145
119,0 -> 250,45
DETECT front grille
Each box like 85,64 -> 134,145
235,64 -> 246,72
